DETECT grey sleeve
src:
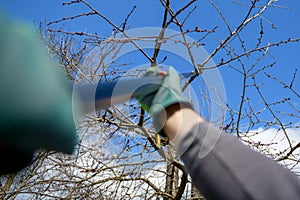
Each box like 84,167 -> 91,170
178,122 -> 300,200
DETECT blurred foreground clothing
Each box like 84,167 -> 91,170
0,14 -> 77,174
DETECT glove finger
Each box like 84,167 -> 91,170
144,66 -> 159,77
165,67 -> 182,91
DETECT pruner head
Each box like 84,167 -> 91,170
181,71 -> 198,79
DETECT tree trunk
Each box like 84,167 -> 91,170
164,146 -> 179,199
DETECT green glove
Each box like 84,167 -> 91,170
136,67 -> 193,136
0,13 -> 77,174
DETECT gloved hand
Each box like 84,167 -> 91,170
136,66 -> 193,136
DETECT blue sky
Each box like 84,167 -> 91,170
1,0 -> 299,128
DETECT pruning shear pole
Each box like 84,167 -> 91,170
73,71 -> 197,113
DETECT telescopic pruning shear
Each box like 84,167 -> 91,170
73,71 -> 197,113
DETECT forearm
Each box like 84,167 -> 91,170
178,122 -> 300,199
163,105 -> 300,199
163,103 -> 204,146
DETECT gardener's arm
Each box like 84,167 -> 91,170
163,104 -> 300,200
163,103 -> 203,145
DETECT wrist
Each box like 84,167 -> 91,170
163,104 -> 204,146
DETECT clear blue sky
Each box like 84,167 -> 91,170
1,0 -> 299,127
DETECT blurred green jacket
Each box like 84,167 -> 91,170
0,14 -> 77,174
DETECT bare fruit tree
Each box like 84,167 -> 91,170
1,0 -> 299,199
